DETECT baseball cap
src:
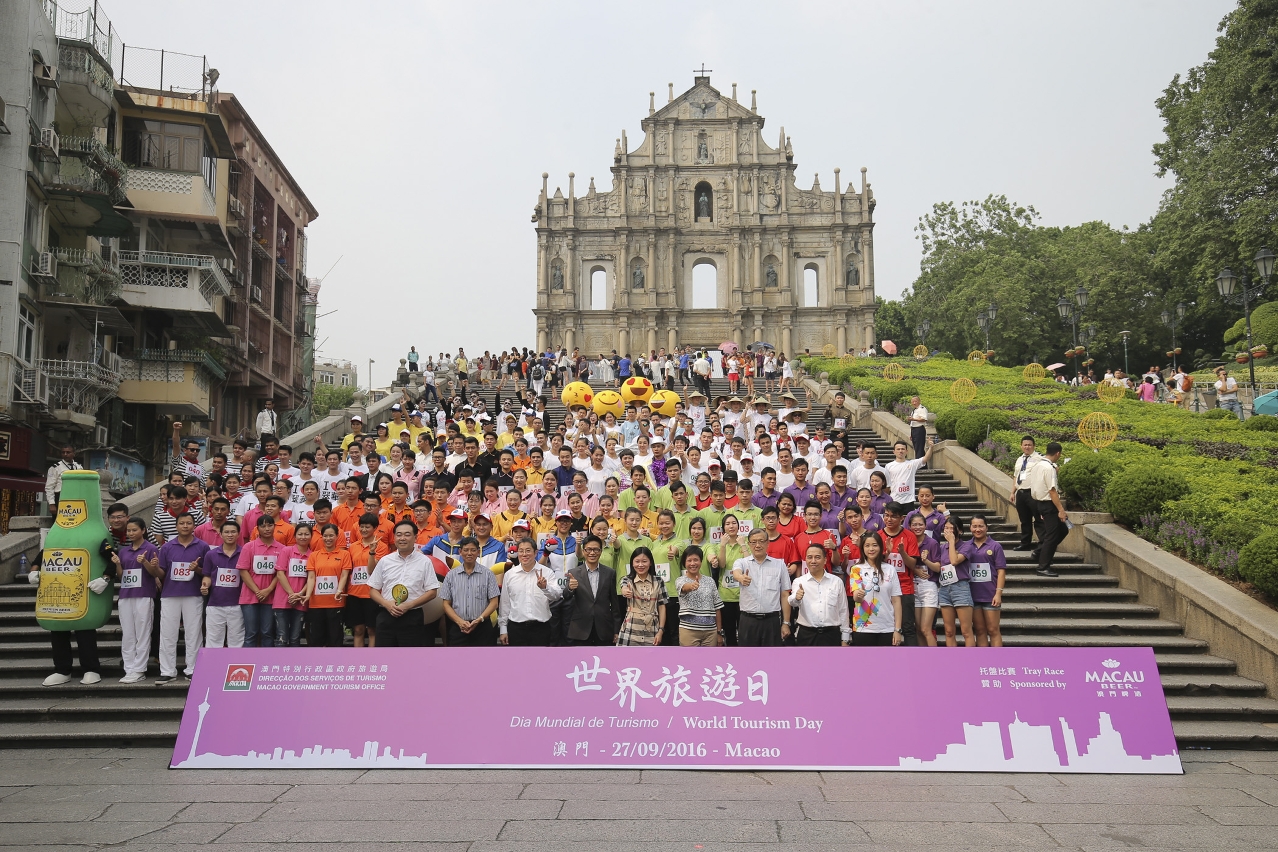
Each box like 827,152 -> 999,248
554,509 -> 572,519
350,415 -> 363,422
474,512 -> 492,523
795,434 -> 811,443
512,519 -> 530,530
708,460 -> 722,469
448,508 -> 467,520
410,410 -> 422,417
391,404 -> 402,411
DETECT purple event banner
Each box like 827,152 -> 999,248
172,647 -> 1181,773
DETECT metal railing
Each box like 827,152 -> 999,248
47,247 -> 122,306
58,43 -> 114,95
135,349 -> 227,381
38,358 -> 122,388
45,1 -> 115,59
115,45 -> 217,105
118,250 -> 233,301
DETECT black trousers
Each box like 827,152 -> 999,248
911,426 -> 927,463
1037,500 -> 1064,571
736,611 -> 781,646
51,630 -> 99,675
899,593 -> 917,646
851,631 -> 893,647
569,625 -> 611,646
374,608 -> 428,647
661,599 -> 681,646
1015,489 -> 1040,549
306,608 -> 345,647
506,619 -> 552,646
796,625 -> 842,646
448,619 -> 497,646
720,601 -> 740,647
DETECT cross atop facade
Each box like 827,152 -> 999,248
693,64 -> 713,77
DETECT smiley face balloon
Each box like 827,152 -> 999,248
560,381 -> 594,409
620,376 -> 655,406
592,389 -> 624,418
648,389 -> 681,417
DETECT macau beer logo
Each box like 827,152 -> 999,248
1085,657 -> 1146,685
55,500 -> 88,529
34,548 -> 91,619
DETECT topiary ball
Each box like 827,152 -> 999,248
1103,465 -> 1188,527
1239,530 -> 1278,599
955,409 -> 1011,451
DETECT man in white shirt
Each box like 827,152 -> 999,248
848,444 -> 887,492
788,543 -> 850,646
367,520 -> 441,646
1028,443 -> 1067,578
884,437 -> 935,511
254,399 -> 279,443
1010,436 -> 1044,551
498,539 -> 562,646
908,396 -> 930,463
731,529 -> 793,646
1214,367 -> 1241,419
45,445 -> 83,508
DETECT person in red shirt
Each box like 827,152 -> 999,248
794,501 -> 841,577
775,493 -> 803,539
331,478 -> 365,547
876,501 -> 921,647
760,505 -> 802,577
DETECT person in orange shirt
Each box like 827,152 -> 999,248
331,478 -> 365,547
361,494 -> 395,548
346,516 -> 390,648
251,496 -> 296,545
304,523 -> 352,646
384,482 -> 414,528
412,499 -> 442,546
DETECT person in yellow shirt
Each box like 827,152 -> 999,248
459,416 -> 484,441
490,489 -> 528,541
524,447 -> 548,488
496,414 -> 525,450
529,493 -> 557,546
633,486 -> 659,537
408,410 -> 431,445
597,494 -> 627,538
372,423 -> 395,460
338,415 -> 366,454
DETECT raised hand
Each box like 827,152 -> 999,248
794,582 -> 805,601
568,573 -> 579,591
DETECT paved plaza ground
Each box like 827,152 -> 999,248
0,749 -> 1275,850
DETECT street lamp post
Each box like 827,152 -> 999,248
1119,330 -> 1131,378
975,302 -> 998,352
1056,285 -> 1088,380
915,318 -> 931,350
368,358 -> 375,395
1216,247 -> 1273,396
1160,302 -> 1187,370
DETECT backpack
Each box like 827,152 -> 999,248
532,364 -> 544,381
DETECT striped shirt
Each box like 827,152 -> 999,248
439,564 -> 500,621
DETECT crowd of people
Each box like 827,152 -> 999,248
34,354 -> 1043,686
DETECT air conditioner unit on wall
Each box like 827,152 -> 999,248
228,197 -> 245,218
17,368 -> 48,406
35,252 -> 57,280
37,127 -> 59,162
94,425 -> 108,445
250,285 -> 263,303
219,257 -> 235,275
33,63 -> 57,88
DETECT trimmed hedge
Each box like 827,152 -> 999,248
1244,415 -> 1278,432
1057,453 -> 1123,511
1238,530 -> 1278,599
955,409 -> 1010,451
1103,466 -> 1188,527
935,409 -> 961,441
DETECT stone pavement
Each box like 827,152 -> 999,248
1,749 -> 1276,850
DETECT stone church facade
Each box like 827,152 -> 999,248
532,74 -> 877,357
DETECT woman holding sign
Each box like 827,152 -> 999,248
304,524 -> 351,647
616,547 -> 667,646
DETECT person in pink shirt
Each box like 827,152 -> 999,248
236,515 -> 289,647
272,523 -> 312,647
1138,376 -> 1157,402
238,478 -> 272,545
194,497 -> 231,546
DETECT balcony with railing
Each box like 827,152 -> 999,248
118,250 -> 231,332
43,246 -> 122,307
117,349 -> 225,416
57,43 -> 114,120
57,135 -> 128,200
125,169 -> 217,221
39,352 -> 123,424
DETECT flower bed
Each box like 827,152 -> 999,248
801,355 -> 1278,600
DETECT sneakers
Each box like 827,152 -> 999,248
80,671 -> 101,685
119,673 -> 146,684
154,675 -> 175,686
42,672 -> 72,687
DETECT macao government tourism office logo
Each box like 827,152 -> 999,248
224,664 -> 255,691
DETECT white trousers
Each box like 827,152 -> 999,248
118,596 -> 154,676
159,596 -> 203,677
205,605 -> 245,648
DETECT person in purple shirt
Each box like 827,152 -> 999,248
200,519 -> 245,648
828,466 -> 854,512
868,471 -> 891,516
960,514 -> 1006,648
156,512 -> 211,684
905,485 -> 949,542
852,488 -> 885,535
752,467 -> 782,510
115,517 -> 162,684
813,483 -> 841,531
783,459 -> 816,507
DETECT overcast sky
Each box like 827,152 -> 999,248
105,0 -> 1233,387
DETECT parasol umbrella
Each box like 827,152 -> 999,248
719,341 -> 738,354
1254,389 -> 1278,416
880,340 -> 898,355
749,341 -> 775,351
1046,362 -> 1066,371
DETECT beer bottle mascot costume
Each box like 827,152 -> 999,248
31,471 -> 119,685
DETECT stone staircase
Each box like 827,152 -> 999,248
1,388 -> 1273,749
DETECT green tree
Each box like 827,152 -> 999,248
312,383 -> 355,419
873,296 -> 909,350
1148,0 -> 1278,357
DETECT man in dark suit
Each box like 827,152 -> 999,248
563,534 -> 618,645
